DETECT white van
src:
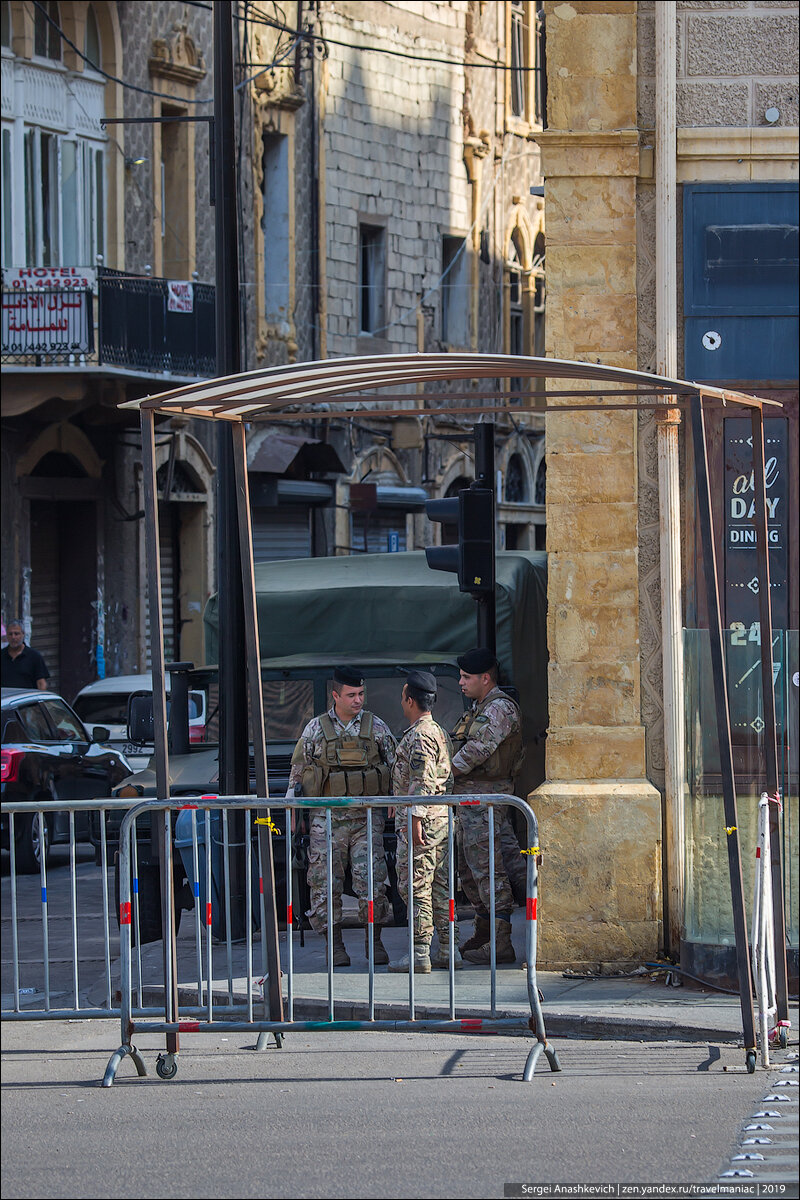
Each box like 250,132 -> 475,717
72,674 -> 207,771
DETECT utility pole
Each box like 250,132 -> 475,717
214,1 -> 249,933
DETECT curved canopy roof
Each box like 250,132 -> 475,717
120,353 -> 775,421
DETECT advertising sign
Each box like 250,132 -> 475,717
724,416 -> 789,742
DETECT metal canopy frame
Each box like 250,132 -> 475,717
129,353 -> 787,1068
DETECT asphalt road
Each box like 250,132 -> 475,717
1,1021 -> 794,1200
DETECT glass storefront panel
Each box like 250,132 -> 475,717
683,628 -> 798,949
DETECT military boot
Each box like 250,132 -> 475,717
460,913 -> 490,955
323,925 -> 351,968
365,926 -> 389,966
430,942 -> 463,970
388,943 -> 431,973
463,918 -> 516,965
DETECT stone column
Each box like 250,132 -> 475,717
532,2 -> 662,970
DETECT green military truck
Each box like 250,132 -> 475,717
204,547 -> 548,799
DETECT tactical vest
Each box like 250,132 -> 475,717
298,711 -> 391,798
451,692 -> 525,783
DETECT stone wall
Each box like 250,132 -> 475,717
637,0 -> 799,130
118,1 -> 214,280
319,3 -> 470,358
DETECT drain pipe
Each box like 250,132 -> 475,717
655,3 -> 685,957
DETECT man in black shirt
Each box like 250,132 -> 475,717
1,621 -> 50,690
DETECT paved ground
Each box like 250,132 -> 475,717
1,1022 -> 797,1199
3,849 -> 798,1198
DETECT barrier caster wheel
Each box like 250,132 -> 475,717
156,1053 -> 178,1080
746,1050 -> 757,1074
779,1027 -> 788,1050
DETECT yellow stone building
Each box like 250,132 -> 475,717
532,0 -> 798,978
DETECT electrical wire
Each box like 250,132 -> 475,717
29,0 -> 214,104
29,0 -> 300,105
244,1 -> 543,72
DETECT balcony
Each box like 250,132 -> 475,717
1,268 -> 217,379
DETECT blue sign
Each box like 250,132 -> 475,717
387,532 -> 400,553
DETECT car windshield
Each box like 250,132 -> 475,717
73,693 -> 129,725
74,691 -> 203,728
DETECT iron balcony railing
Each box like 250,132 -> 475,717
1,269 -> 217,378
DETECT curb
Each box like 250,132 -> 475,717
138,986 -> 743,1044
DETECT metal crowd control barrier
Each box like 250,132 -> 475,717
1,797 -> 140,1021
750,792 -> 789,1068
103,793 -> 561,1087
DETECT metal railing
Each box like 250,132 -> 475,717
97,269 -> 216,376
1,270 -> 216,376
104,792 -> 559,1087
1,792 -> 561,1087
751,791 -> 790,1067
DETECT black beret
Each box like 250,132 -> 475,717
457,647 -> 498,675
406,669 -> 437,695
333,665 -> 364,687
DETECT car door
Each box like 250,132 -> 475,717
14,699 -> 74,843
14,700 -> 66,796
22,698 -> 89,802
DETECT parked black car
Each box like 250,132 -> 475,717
0,688 -> 132,873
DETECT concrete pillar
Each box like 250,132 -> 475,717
655,2 -> 686,957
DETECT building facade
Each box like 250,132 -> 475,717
534,0 -> 798,977
2,1 -> 796,979
1,0 -> 218,698
236,1 -> 547,565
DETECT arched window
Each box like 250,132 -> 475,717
534,457 -> 546,507
34,0 -> 61,61
504,454 -> 529,504
506,231 -> 526,400
532,231 -> 545,359
84,4 -> 101,70
442,474 -> 473,545
1,2 -> 12,49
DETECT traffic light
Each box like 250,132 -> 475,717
425,485 -> 495,596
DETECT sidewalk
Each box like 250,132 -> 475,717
88,907 -> 799,1046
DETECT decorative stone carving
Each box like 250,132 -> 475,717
149,23 -> 207,86
252,31 -> 305,111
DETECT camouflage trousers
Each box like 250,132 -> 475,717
456,804 -> 516,917
395,811 -> 459,948
307,809 -> 391,932
459,809 -> 528,906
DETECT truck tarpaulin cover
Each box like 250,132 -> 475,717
203,550 -> 548,745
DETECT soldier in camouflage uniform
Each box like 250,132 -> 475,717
452,648 -> 525,965
287,665 -> 396,967
388,670 -> 459,974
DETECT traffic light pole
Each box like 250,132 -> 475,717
214,1 -> 249,933
473,423 -> 496,654
424,422 -> 497,653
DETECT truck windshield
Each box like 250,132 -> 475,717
202,673 -> 464,746
326,675 -> 464,739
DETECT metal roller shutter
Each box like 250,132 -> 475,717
29,502 -> 60,692
144,512 -> 178,667
351,512 -> 407,554
252,507 -> 311,561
